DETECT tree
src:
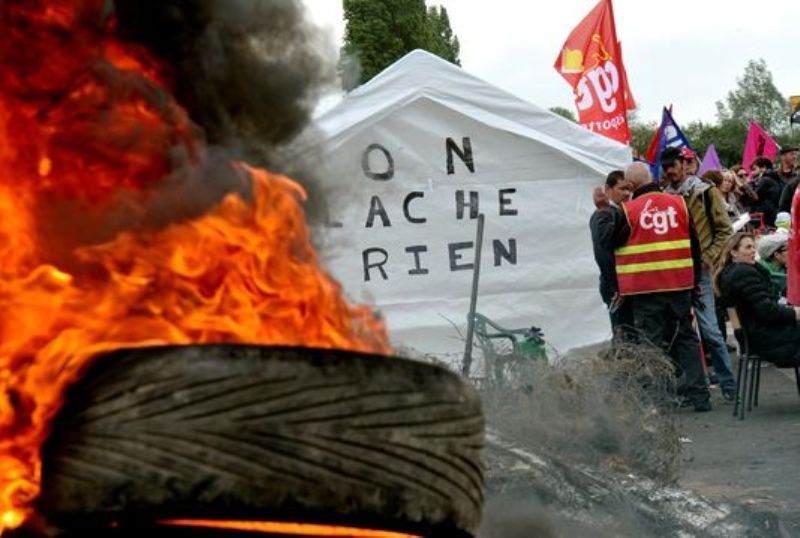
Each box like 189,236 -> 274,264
716,59 -> 788,134
426,6 -> 460,65
549,106 -> 576,122
683,119 -> 748,168
628,120 -> 657,159
341,0 -> 461,90
623,59 -> 796,167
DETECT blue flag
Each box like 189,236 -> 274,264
644,107 -> 693,182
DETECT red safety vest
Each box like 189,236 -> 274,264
615,192 -> 694,296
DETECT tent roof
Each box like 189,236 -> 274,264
315,49 -> 631,174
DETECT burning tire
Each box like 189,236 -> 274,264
37,346 -> 484,537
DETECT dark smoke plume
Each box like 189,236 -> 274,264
14,0 -> 338,264
109,0 -> 338,231
113,0 -> 336,163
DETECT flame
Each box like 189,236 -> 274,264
0,0 -> 390,531
160,520 -> 419,538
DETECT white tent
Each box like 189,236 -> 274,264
309,49 -> 632,360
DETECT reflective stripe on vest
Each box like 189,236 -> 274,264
615,192 -> 694,295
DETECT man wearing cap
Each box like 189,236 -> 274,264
661,147 -> 737,401
757,234 -> 788,297
611,162 -> 712,411
776,146 -> 799,214
681,147 -> 700,177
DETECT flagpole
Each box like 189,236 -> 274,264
606,0 -> 619,49
605,0 -> 634,144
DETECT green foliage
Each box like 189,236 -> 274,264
716,58 -> 788,134
628,120 -> 657,159
626,60 -> 797,167
549,106 -> 577,122
426,6 -> 460,65
683,119 -> 748,168
341,0 -> 461,90
778,124 -> 800,149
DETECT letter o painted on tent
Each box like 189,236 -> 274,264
362,144 -> 395,181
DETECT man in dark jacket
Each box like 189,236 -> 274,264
750,157 -> 786,226
590,170 -> 633,335
603,162 -> 711,411
776,146 -> 799,213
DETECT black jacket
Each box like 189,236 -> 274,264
590,204 -> 625,304
718,262 -> 799,364
778,172 -> 800,214
752,170 -> 788,226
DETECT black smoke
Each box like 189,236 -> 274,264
18,0 -> 337,267
113,0 -> 336,165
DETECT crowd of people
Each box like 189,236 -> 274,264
698,146 -> 799,228
590,145 -> 800,412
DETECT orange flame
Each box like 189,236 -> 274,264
0,0 -> 390,531
160,519 -> 419,538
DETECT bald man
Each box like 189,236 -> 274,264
624,161 -> 652,189
600,161 -> 711,411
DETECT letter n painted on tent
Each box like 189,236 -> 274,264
446,137 -> 475,174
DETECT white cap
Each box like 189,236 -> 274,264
757,233 -> 787,260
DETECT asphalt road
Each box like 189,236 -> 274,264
677,357 -> 800,535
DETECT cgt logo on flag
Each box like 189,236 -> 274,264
570,35 -> 621,114
555,0 -> 634,145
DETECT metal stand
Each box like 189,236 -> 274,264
462,213 -> 485,377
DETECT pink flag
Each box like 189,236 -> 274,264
742,121 -> 779,171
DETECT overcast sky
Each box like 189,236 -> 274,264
304,0 -> 800,127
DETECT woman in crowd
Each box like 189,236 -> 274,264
731,164 -> 748,182
730,164 -> 758,209
714,232 -> 800,366
702,169 -> 740,219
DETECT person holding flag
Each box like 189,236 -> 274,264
750,156 -> 783,227
554,0 -> 635,145
741,122 -> 784,226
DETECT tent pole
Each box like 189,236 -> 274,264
462,213 -> 485,377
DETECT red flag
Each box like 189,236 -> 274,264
741,121 -> 779,171
554,0 -> 634,144
643,120 -> 662,164
789,187 -> 800,305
